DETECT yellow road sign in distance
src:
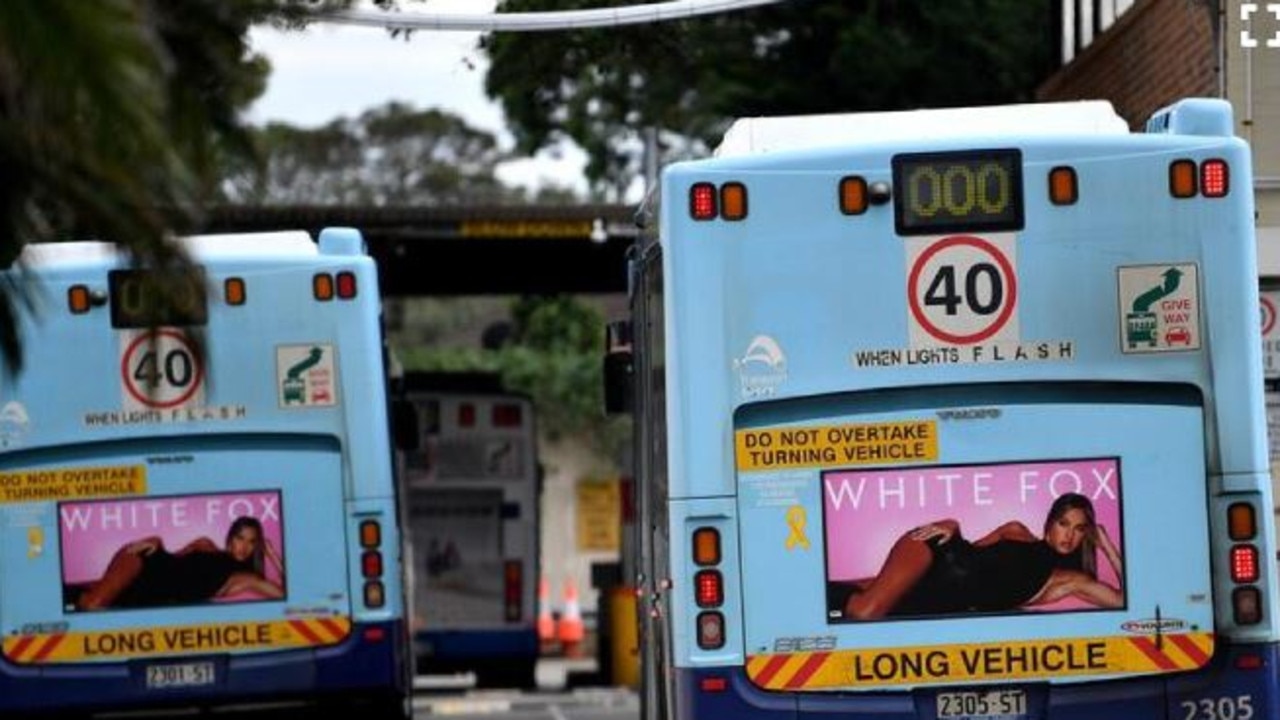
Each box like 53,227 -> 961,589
735,420 -> 938,471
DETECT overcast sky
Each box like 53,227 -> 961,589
244,1 -> 590,193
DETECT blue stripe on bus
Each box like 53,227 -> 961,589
414,628 -> 539,660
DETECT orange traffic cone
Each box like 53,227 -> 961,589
537,576 -> 556,651
556,577 -> 585,657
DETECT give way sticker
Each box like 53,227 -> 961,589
906,234 -> 1019,348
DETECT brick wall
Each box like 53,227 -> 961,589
1037,0 -> 1217,128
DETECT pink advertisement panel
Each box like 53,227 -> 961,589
823,458 -> 1125,622
60,491 -> 286,613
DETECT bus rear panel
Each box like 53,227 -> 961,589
634,99 -> 1280,720
0,228 -> 411,718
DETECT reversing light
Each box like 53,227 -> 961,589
1233,586 -> 1262,625
696,611 -> 725,650
1201,159 -> 1229,197
1169,160 -> 1197,198
68,285 -> 91,314
695,569 -> 723,607
690,183 -> 718,220
1231,545 -> 1260,583
313,273 -> 335,301
336,271 -> 357,299
721,182 -> 748,221
1048,166 -> 1078,205
364,580 -> 386,608
224,277 -> 246,306
839,176 -> 868,215
1229,502 -> 1257,541
693,528 -> 721,566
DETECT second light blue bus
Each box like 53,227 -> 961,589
0,228 -> 413,718
606,98 -> 1280,720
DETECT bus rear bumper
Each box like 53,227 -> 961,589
0,620 -> 410,717
675,642 -> 1280,720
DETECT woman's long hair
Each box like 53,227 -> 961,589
225,516 -> 267,576
1042,492 -> 1097,577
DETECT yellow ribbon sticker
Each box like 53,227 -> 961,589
785,505 -> 810,550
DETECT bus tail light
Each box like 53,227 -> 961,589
224,277 -> 246,306
1234,586 -> 1262,625
493,403 -> 523,427
1229,502 -> 1257,540
364,580 -> 386,609
1048,166 -> 1078,205
720,182 -> 748,221
696,611 -> 725,650
839,176 -> 868,215
336,271 -> 358,299
695,570 -> 723,607
361,550 -> 383,578
1201,159 -> 1229,197
359,519 -> 385,607
68,285 -> 92,314
504,560 -> 522,621
690,183 -> 718,220
458,403 -> 476,427
693,528 -> 720,565
1169,160 -> 1197,198
1231,545 -> 1259,583
313,273 -> 335,301
359,520 -> 381,548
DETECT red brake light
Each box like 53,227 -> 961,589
458,403 -> 475,427
361,550 -> 383,578
690,183 -> 717,220
1201,159 -> 1229,197
1232,545 -> 1259,583
336,271 -> 357,299
695,570 -> 723,607
493,403 -> 523,427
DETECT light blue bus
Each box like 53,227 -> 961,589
0,228 -> 413,718
606,98 -> 1280,720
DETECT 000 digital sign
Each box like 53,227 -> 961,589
892,149 -> 1024,236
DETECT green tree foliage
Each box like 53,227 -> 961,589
0,0 -> 381,372
393,295 -> 629,458
483,0 -> 1055,195
228,103 -> 579,205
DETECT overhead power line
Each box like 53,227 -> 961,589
311,0 -> 789,32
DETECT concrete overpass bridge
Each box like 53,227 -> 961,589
200,204 -> 640,296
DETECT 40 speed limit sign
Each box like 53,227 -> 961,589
120,328 -> 205,411
906,234 -> 1020,348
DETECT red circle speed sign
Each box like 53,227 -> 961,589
121,329 -> 205,409
907,235 -> 1017,345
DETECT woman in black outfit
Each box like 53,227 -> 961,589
76,516 -> 284,611
842,492 -> 1123,620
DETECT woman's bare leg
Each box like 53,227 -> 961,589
77,548 -> 143,610
845,535 -> 934,620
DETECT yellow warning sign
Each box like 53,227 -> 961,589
0,465 -> 146,504
3,617 -> 351,663
747,633 -> 1213,689
735,421 -> 938,471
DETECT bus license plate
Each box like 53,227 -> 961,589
145,661 -> 215,689
936,689 -> 1027,719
